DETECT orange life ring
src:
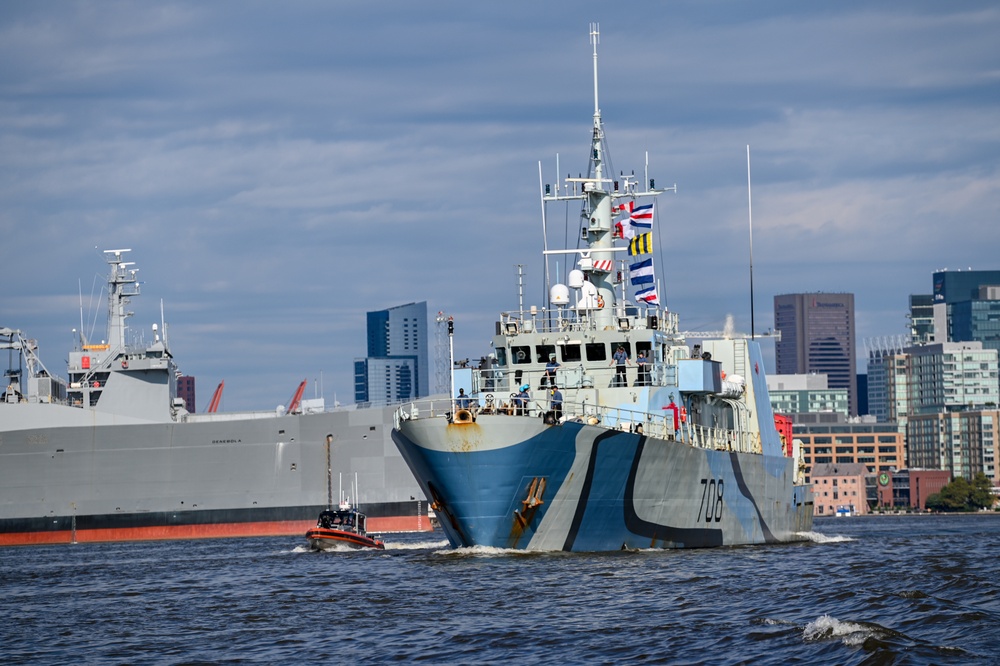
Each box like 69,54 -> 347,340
121,360 -> 128,369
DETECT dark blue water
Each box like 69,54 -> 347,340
3,515 -> 999,665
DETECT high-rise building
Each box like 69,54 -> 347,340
766,373 -> 850,420
354,302 -> 429,406
908,409 -> 998,485
774,293 -> 858,416
865,337 -> 909,426
176,375 -> 196,413
906,342 -> 998,416
910,269 -> 1000,350
907,294 -> 936,345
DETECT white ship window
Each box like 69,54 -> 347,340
512,346 -> 531,364
585,343 -> 607,362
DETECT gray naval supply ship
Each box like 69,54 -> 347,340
1,249 -> 430,546
392,26 -> 814,552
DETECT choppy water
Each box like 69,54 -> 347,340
2,514 -> 999,665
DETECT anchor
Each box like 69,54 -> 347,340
513,476 -> 547,530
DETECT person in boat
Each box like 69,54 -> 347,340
456,388 -> 471,410
610,346 -> 630,387
549,385 -> 563,421
542,353 -> 560,389
635,351 -> 650,386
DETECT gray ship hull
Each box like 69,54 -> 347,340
0,403 -> 430,545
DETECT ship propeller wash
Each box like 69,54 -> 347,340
391,26 -> 814,552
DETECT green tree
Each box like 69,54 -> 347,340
969,472 -> 995,510
926,474 -> 996,511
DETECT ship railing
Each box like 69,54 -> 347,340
393,398 -> 759,454
468,363 -> 678,395
497,308 -> 679,335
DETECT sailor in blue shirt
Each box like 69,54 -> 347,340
456,388 -> 471,410
550,385 -> 563,421
543,353 -> 560,388
610,346 -> 630,387
514,384 -> 530,416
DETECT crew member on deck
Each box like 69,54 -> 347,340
610,346 -> 630,387
514,384 -> 530,416
543,353 -> 560,388
456,388 -> 471,410
550,385 -> 563,421
635,351 -> 650,386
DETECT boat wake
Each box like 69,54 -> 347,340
383,539 -> 449,551
303,542 -> 372,553
797,531 -> 854,543
433,544 -> 550,557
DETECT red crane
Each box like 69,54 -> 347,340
286,379 -> 307,414
206,381 -> 225,413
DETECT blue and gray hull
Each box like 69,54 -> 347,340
392,415 -> 813,551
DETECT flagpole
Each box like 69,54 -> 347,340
746,145 -> 755,341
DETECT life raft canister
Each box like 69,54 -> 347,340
680,406 -> 687,423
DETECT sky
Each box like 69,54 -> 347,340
2,2 -> 999,412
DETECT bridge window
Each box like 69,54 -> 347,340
511,346 -> 531,364
561,344 -> 582,362
585,343 -> 607,362
535,345 -> 556,363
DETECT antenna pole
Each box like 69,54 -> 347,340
590,23 -> 600,119
539,160 -> 550,307
746,145 -> 755,340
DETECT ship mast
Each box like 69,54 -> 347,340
103,249 -> 140,356
541,24 -> 673,329
583,23 -> 615,330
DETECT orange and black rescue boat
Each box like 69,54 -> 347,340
305,504 -> 385,551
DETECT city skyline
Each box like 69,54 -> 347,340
2,3 -> 998,410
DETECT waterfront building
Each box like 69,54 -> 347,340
354,301 -> 429,406
793,422 -> 905,484
766,373 -> 849,420
875,469 -> 952,511
774,293 -> 858,416
907,409 -> 998,486
811,462 -> 869,517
